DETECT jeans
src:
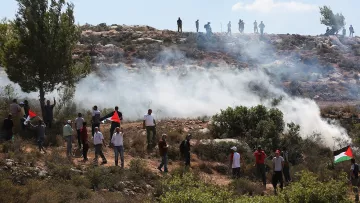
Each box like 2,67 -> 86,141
65,136 -> 72,157
272,171 -> 284,190
185,152 -> 191,167
76,129 -> 82,148
232,167 -> 240,179
159,153 -> 168,172
114,146 -> 124,167
283,164 -> 291,182
83,143 -> 89,160
146,126 -> 156,148
91,123 -> 100,137
37,137 -> 44,151
256,163 -> 266,186
94,144 -> 106,163
352,178 -> 359,202
110,123 -> 120,140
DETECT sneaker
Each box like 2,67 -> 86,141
101,160 -> 107,165
157,166 -> 162,172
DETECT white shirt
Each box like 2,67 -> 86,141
232,152 -> 241,168
75,117 -> 84,130
144,114 -> 155,126
111,132 -> 124,146
273,156 -> 284,171
93,132 -> 104,145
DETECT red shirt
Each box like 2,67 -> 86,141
254,150 -> 267,164
81,127 -> 88,143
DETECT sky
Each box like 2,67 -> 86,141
1,0 -> 359,35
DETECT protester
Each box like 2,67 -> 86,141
259,21 -> 265,35
63,120 -> 73,157
254,145 -> 267,187
272,150 -> 284,195
23,100 -> 30,117
30,120 -> 47,153
75,113 -> 85,149
100,106 -> 122,144
111,127 -> 124,168
342,27 -> 347,37
195,20 -> 199,33
177,17 -> 182,33
351,158 -> 359,202
143,109 -> 156,149
81,122 -> 89,162
180,134 -> 192,167
93,127 -> 107,165
44,98 -> 56,128
227,21 -> 231,35
282,147 -> 291,184
158,134 -> 168,172
204,22 -> 212,37
2,114 -> 13,141
10,99 -> 21,135
254,20 -> 258,33
91,105 -> 101,137
229,146 -> 241,179
350,25 -> 355,37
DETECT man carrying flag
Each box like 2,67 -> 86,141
100,106 -> 122,145
334,145 -> 353,164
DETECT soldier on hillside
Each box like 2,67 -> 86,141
177,17 -> 182,33
254,20 -> 258,33
204,22 -> 212,37
259,21 -> 265,35
195,20 -> 199,33
350,25 -> 355,37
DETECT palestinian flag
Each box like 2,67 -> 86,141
109,111 -> 121,123
24,110 -> 37,125
334,146 -> 353,164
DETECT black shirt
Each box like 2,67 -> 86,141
3,118 -> 14,131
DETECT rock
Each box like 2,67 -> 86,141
198,128 -> 210,134
38,170 -> 48,178
70,168 -> 83,174
5,159 -> 14,167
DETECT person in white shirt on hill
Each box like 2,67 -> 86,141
111,127 -> 124,168
143,109 -> 156,149
229,146 -> 241,179
93,127 -> 107,165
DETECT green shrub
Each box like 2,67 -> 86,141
231,178 -> 264,196
198,163 -> 213,174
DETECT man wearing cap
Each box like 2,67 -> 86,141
272,149 -> 284,194
229,146 -> 241,178
254,145 -> 267,187
158,134 -> 168,172
63,120 -> 74,157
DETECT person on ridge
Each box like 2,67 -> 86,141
158,134 -> 168,172
43,98 -> 56,128
350,25 -> 355,37
259,21 -> 265,35
180,134 -> 192,168
91,105 -> 101,137
81,122 -> 89,162
254,145 -> 267,187
100,106 -> 123,145
195,20 -> 199,33
75,113 -> 85,149
350,158 -> 359,202
2,113 -> 14,141
254,20 -> 258,33
93,127 -> 107,165
272,150 -> 284,195
342,27 -> 347,37
143,109 -> 156,149
204,22 -> 212,37
63,120 -> 73,158
229,146 -> 241,178
227,21 -> 232,35
111,127 -> 124,168
177,17 -> 182,33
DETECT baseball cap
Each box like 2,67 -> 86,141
231,146 -> 237,151
275,150 -> 280,154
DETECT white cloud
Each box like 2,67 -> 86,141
232,0 -> 317,13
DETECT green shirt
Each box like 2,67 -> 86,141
63,124 -> 73,137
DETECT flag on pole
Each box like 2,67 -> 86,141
334,145 -> 353,164
24,109 -> 37,125
109,111 -> 121,123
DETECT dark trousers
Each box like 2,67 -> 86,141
110,122 -> 120,140
83,143 -> 89,160
184,152 -> 191,167
146,126 -> 156,148
5,130 -> 12,141
256,163 -> 266,186
37,138 -> 45,151
91,123 -> 100,137
45,120 -> 52,128
352,178 -> 359,202
196,26 -> 199,32
94,144 -> 106,163
283,164 -> 291,182
76,129 -> 82,148
159,153 -> 168,172
272,171 -> 283,190
232,167 -> 240,179
178,26 -> 182,32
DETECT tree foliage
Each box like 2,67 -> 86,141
319,6 -> 345,34
0,0 -> 90,116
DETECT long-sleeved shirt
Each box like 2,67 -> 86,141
100,110 -> 123,123
81,126 -> 88,143
63,124 -> 73,137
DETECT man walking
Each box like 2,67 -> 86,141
158,134 -> 168,173
30,120 -> 47,153
93,127 -> 107,165
177,17 -> 182,33
63,120 -> 73,158
227,21 -> 232,35
195,20 -> 199,33
282,147 -> 291,184
351,158 -> 359,202
44,98 -> 56,128
100,106 -> 122,144
272,150 -> 284,195
75,113 -> 84,149
180,134 -> 192,168
254,145 -> 267,187
111,127 -> 124,168
229,146 -> 241,178
254,20 -> 258,33
91,106 -> 101,137
81,122 -> 89,162
2,114 -> 14,141
143,109 -> 156,149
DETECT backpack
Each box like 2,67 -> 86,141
179,140 -> 186,154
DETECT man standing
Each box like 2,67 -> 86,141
350,25 -> 355,37
259,21 -> 265,35
177,17 -> 182,33
351,158 -> 359,202
158,134 -> 168,173
81,122 -> 89,162
143,109 -> 156,149
91,106 -> 101,137
254,145 -> 267,187
93,127 -> 107,165
10,99 -> 21,135
2,114 -> 14,141
254,20 -> 258,33
30,120 -> 47,153
195,20 -> 199,33
180,134 -> 192,168
227,21 -> 232,35
272,150 -> 284,195
100,106 -> 122,144
229,146 -> 241,179
75,113 -> 85,149
63,120 -> 73,158
111,127 -> 124,168
44,98 -> 56,128
282,147 -> 291,184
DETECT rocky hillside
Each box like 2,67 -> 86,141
75,24 -> 360,103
